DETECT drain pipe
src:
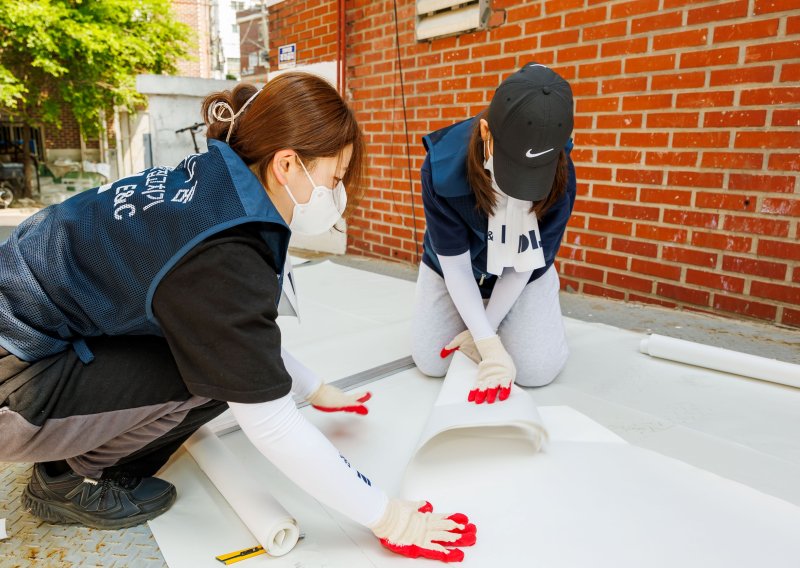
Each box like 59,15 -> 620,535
337,0 -> 346,97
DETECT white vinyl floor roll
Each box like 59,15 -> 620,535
640,334 -> 800,389
183,427 -> 300,557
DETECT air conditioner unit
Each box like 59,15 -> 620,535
415,0 -> 489,41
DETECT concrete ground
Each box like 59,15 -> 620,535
1,210 -> 798,567
0,208 -> 40,242
337,254 -> 800,365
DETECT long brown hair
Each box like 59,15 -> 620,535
466,111 -> 567,218
201,72 -> 365,216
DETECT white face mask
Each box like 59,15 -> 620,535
284,157 -> 347,235
483,138 -> 505,196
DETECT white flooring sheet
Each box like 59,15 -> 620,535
277,261 -> 415,380
149,260 -> 800,567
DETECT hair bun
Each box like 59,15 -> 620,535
203,86 -> 262,143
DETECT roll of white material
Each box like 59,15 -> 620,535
183,426 -> 300,557
639,334 -> 800,389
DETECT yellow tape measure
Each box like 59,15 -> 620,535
215,545 -> 266,565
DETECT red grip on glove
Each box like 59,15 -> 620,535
311,392 -> 371,415
467,385 -> 511,405
379,540 -> 466,563
378,502 -> 477,563
434,512 -> 477,547
440,346 -> 458,358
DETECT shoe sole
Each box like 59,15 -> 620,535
21,486 -> 177,530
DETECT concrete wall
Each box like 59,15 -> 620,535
136,75 -> 238,170
113,108 -> 150,178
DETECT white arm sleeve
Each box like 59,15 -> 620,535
437,252 -> 494,341
280,347 -> 322,400
229,394 -> 388,527
484,267 -> 533,331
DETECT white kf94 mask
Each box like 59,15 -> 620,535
284,157 -> 347,235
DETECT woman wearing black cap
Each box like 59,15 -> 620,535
411,63 -> 576,404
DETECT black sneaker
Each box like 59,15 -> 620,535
22,462 -> 176,529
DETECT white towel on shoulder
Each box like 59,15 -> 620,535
486,190 -> 546,276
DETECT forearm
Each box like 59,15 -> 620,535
280,347 -> 322,400
484,268 -> 533,331
229,394 -> 388,527
437,252 -> 494,341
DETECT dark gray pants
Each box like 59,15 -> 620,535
0,336 -> 227,478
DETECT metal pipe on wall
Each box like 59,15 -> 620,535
337,0 -> 346,96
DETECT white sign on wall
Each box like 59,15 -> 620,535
278,43 -> 296,70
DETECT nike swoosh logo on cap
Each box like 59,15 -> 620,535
526,148 -> 554,158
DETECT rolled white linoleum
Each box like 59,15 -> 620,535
639,334 -> 800,389
184,426 -> 300,557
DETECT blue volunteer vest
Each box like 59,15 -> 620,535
0,139 -> 289,364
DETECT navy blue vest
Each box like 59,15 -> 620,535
0,139 -> 289,363
420,116 -> 576,296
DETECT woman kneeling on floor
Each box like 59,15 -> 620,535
412,63 -> 577,404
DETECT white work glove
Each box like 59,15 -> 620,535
440,330 -> 481,364
370,498 -> 477,563
471,335 -> 516,404
307,383 -> 371,415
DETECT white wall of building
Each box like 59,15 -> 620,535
112,108 -> 150,178
217,0 -> 246,77
134,75 -> 238,171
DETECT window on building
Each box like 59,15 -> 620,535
415,0 -> 489,41
232,24 -> 239,33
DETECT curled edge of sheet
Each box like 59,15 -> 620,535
414,352 -> 549,455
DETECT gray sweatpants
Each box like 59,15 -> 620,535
411,263 -> 569,387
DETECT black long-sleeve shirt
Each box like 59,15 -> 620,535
153,225 -> 292,403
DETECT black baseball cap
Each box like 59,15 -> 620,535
487,63 -> 574,202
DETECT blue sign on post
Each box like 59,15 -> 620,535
278,43 -> 296,70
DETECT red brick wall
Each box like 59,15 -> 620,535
239,8 -> 268,79
40,106 -> 105,151
270,0 -> 800,328
173,0 -> 212,78
268,0 -> 338,68
45,107 -> 82,150
347,0 -> 800,328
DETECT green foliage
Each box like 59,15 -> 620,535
0,0 -> 192,135
0,64 -> 25,108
